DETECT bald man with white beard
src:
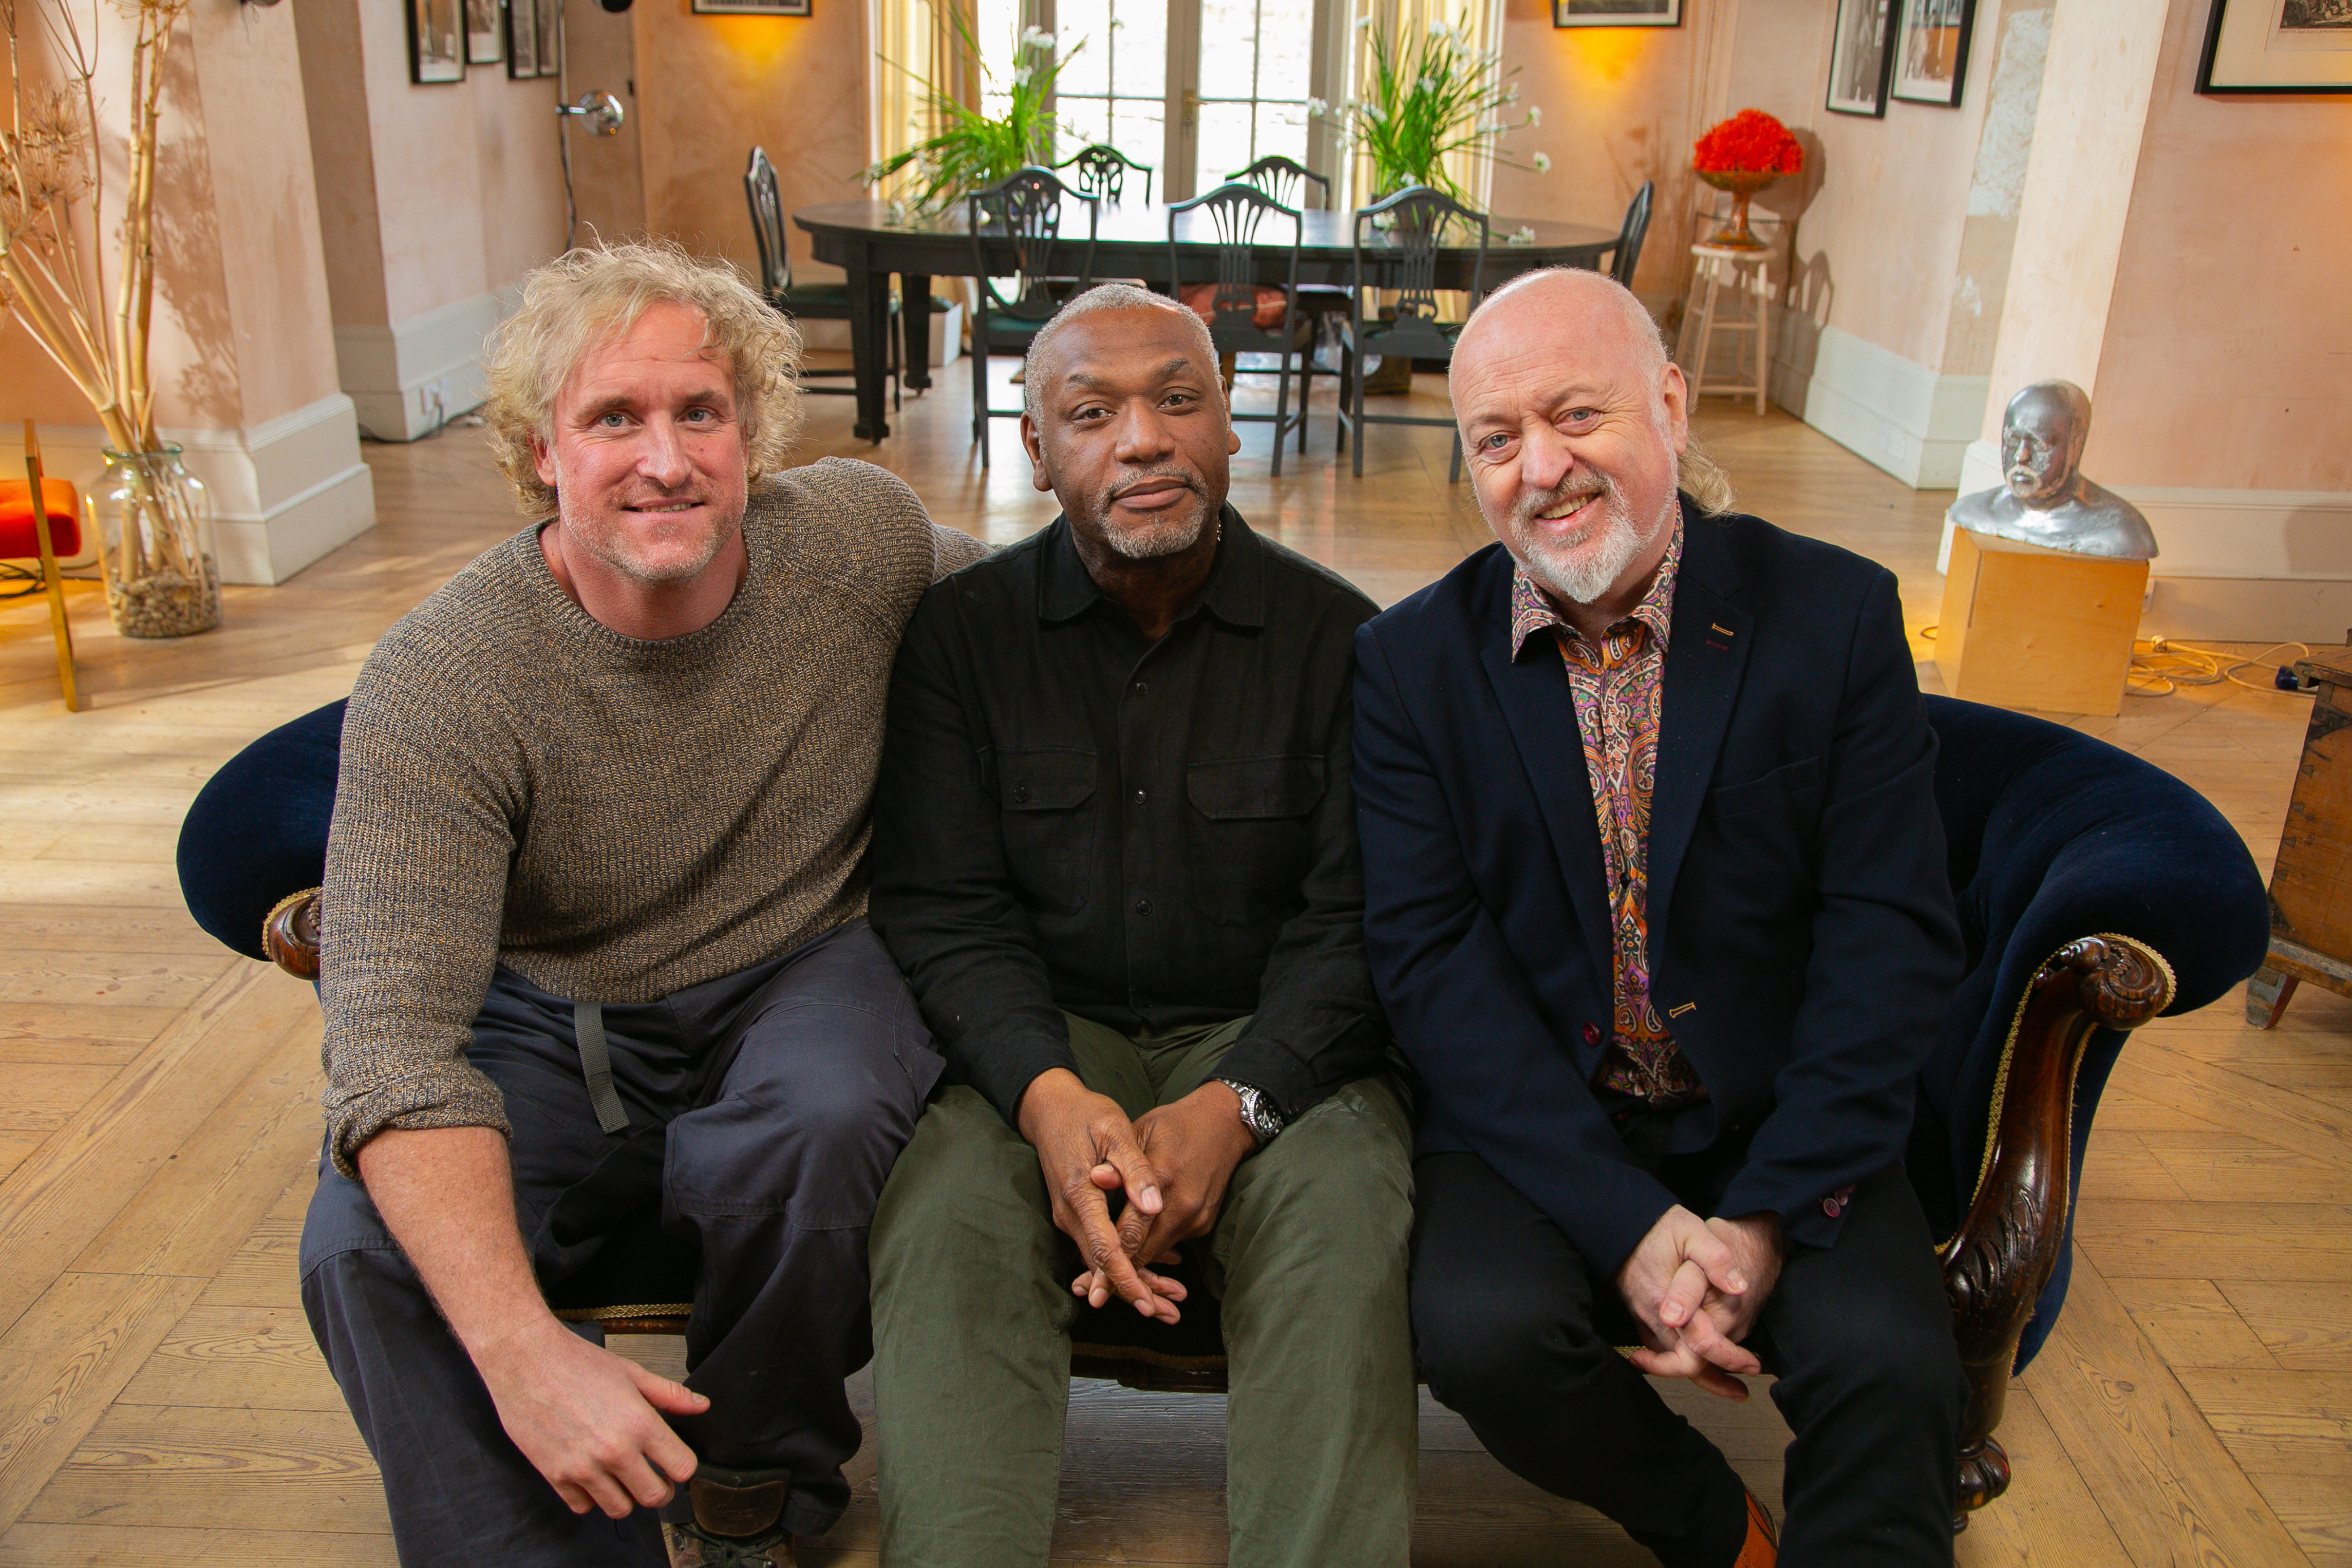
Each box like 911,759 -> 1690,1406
1352,269 -> 1968,1567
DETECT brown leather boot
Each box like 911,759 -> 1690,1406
666,1520 -> 794,1567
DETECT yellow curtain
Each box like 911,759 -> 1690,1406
870,0 -> 982,206
1341,0 -> 1506,216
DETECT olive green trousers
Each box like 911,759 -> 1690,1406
869,1013 -> 1417,1568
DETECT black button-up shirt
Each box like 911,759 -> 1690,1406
869,508 -> 1388,1125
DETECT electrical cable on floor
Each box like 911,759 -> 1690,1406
1913,627 -> 2320,699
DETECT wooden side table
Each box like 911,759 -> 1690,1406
2248,645 -> 2352,1026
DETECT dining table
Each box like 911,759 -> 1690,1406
794,198 -> 1622,442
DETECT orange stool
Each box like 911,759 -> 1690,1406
0,423 -> 84,710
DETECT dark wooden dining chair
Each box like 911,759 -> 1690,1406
1229,154 -> 1327,210
968,166 -> 1100,467
1168,182 -> 1313,474
1611,179 -> 1655,288
744,145 -> 900,409
1058,143 -> 1154,207
1336,184 -> 1489,483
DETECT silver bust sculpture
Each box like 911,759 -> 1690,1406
1947,380 -> 2158,560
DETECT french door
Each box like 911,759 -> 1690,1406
994,0 -> 1346,203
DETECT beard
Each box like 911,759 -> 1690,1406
1094,473 -> 1214,560
1496,470 -> 1650,606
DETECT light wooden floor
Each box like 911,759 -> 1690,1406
0,363 -> 2343,1566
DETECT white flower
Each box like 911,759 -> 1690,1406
1531,150 -> 1552,172
1355,13 -> 1373,27
1428,17 -> 1452,37
1307,96 -> 1329,117
1507,224 -> 1536,244
1527,105 -> 1542,126
1019,24 -> 1051,49
1365,101 -> 1387,122
1504,83 -> 1520,104
1476,121 -> 1504,135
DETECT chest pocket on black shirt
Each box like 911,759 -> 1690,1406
994,746 -> 1096,916
1188,753 -> 1326,928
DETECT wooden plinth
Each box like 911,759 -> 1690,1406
1934,526 -> 2148,716
2249,646 -> 2352,1026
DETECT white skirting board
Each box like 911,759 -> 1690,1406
334,290 -> 519,443
1766,323 -> 1988,490
14,393 -> 377,586
1947,441 -> 2352,643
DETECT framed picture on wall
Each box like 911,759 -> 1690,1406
1826,0 -> 1894,115
1551,0 -> 1681,25
1890,0 -> 1975,104
535,0 -> 562,78
465,0 -> 504,64
691,0 -> 814,13
409,0 -> 465,82
2197,0 -> 2352,93
507,0 -> 538,77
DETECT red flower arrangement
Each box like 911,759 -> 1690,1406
1692,109 -> 1804,177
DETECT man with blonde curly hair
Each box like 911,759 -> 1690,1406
299,241 -> 984,1568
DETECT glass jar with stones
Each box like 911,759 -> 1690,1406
95,446 -> 221,638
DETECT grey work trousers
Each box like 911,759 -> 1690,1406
300,919 -> 940,1568
869,1013 -> 1419,1568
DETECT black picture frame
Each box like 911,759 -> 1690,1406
1826,0 -> 1895,116
534,0 -> 561,77
1551,0 -> 1681,25
506,0 -> 538,78
2196,0 -> 2352,95
1889,0 -> 1977,105
465,0 -> 504,65
409,0 -> 465,83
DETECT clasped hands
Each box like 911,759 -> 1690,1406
1015,1068 -> 1257,1325
1615,1204 -> 1785,1402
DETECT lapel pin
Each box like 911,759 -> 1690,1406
1668,1002 -> 1697,1018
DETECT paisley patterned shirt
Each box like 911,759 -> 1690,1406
1509,523 -> 1707,1108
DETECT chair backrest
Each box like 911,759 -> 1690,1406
1059,143 -> 1154,207
1612,179 -> 1654,288
1230,154 -> 1329,212
743,145 -> 792,299
1168,182 -> 1302,344
968,166 -> 1099,322
1350,184 -> 1489,355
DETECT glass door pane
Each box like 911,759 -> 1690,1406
1052,0 -> 1166,193
1191,0 -> 1316,195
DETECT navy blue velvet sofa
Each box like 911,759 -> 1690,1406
176,692 -> 2268,1526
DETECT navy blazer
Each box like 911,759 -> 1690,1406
1354,502 -> 1964,1275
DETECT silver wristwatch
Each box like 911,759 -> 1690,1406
1217,1078 -> 1286,1146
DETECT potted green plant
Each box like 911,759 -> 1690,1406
1312,13 -> 1546,203
863,14 -> 1077,217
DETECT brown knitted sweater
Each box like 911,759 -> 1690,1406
318,458 -> 985,1175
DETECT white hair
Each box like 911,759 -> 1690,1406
1021,283 -> 1224,423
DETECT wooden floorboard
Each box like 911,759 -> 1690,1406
0,376 -> 2338,1564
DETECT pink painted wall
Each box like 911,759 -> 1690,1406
0,4 -> 337,432
1726,0 -> 2007,375
2085,0 -> 2352,491
629,0 -> 875,285
1485,0 -> 1700,301
292,0 -> 567,330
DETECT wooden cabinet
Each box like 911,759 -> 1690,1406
2248,646 -> 2352,1026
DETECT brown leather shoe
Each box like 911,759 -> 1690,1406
1729,1490 -> 1778,1568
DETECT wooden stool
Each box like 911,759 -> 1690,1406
2247,646 -> 2352,1027
1677,243 -> 1771,414
1934,527 -> 2147,717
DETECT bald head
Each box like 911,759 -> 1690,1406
1455,269 -> 1670,391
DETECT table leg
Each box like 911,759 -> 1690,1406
901,275 -> 934,392
843,239 -> 889,442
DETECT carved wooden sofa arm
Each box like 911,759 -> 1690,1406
1939,932 -> 2173,1524
263,887 -> 323,980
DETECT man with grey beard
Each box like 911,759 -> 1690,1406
1355,269 -> 1967,1567
864,285 -> 1415,1568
